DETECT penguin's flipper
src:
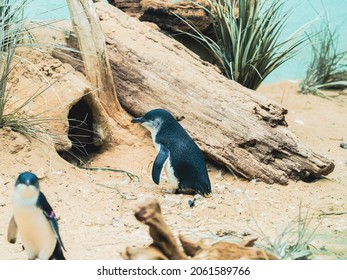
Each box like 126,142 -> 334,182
38,192 -> 66,251
152,144 -> 170,185
7,216 -> 17,243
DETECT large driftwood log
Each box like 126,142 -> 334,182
125,196 -> 278,260
92,2 -> 334,185
108,0 -> 213,32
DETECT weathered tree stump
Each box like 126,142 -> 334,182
66,0 -> 125,125
55,2 -> 334,184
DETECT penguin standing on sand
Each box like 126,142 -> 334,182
7,172 -> 66,260
132,108 -> 211,196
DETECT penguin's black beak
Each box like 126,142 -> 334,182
131,117 -> 144,123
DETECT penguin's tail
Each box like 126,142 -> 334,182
50,242 -> 66,260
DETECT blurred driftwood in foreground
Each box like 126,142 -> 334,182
124,196 -> 278,260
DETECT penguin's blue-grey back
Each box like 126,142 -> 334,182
154,110 -> 211,195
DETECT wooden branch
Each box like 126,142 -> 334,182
66,0 -> 124,122
129,196 -> 188,260
125,245 -> 168,260
126,196 -> 278,260
179,235 -> 277,260
90,2 -> 334,185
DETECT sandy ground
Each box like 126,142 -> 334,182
0,35 -> 346,261
0,78 -> 346,260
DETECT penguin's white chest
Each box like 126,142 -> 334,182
153,142 -> 179,188
163,157 -> 179,188
12,187 -> 56,260
148,126 -> 179,189
13,207 -> 56,260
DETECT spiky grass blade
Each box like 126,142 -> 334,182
1,0 -> 32,125
0,0 -> 72,152
253,205 -> 323,260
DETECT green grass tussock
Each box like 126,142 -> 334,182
175,0 -> 306,90
0,0 -> 63,143
254,205 -> 323,260
298,19 -> 347,98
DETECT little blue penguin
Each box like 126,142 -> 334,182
7,172 -> 66,260
132,108 -> 211,196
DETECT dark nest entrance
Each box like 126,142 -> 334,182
59,97 -> 102,166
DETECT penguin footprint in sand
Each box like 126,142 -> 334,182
7,172 -> 66,260
132,108 -> 211,196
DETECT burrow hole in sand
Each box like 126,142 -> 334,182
58,97 -> 103,166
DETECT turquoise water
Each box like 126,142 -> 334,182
266,0 -> 347,83
25,0 -> 70,20
25,0 -> 347,84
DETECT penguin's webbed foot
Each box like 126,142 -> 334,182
174,188 -> 196,195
